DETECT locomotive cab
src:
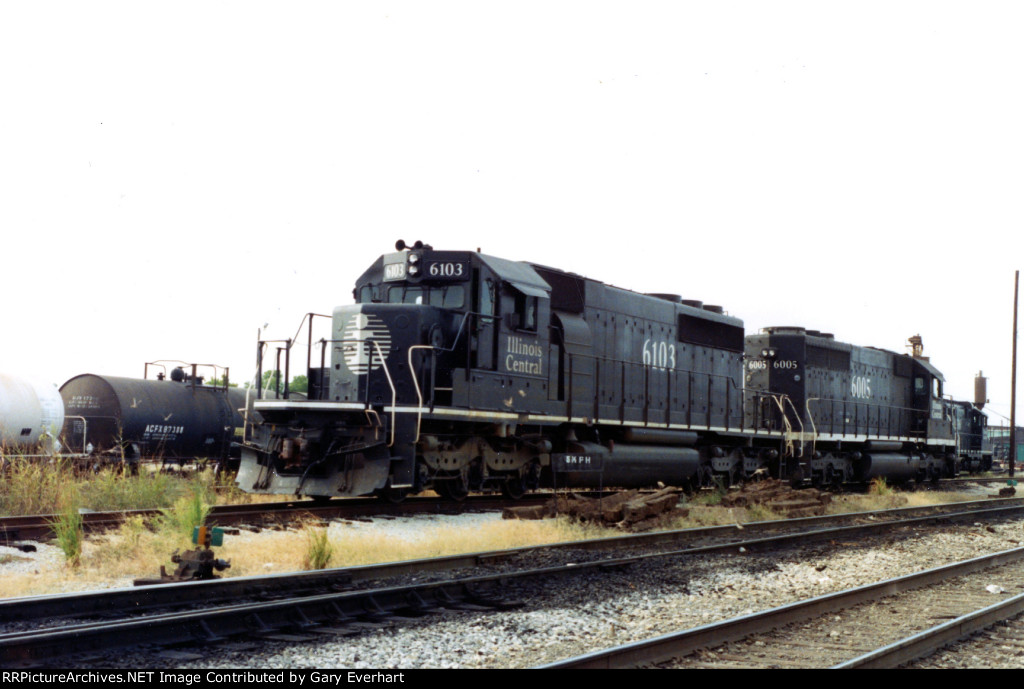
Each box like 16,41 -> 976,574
906,334 -> 955,444
239,243 -> 558,500
350,244 -> 554,411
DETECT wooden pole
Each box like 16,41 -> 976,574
1011,270 -> 1018,479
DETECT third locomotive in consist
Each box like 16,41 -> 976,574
236,241 -> 990,501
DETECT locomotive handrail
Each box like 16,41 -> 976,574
805,397 -> 926,440
278,335 -> 400,446
402,312 -> 474,439
563,350 -> 745,430
805,397 -> 821,457
254,339 -> 286,400
370,339 -> 398,447
292,313 -> 331,389
773,395 -> 804,457
253,312 -> 331,400
407,344 -> 437,444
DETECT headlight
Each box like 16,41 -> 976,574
408,264 -> 420,275
408,253 -> 420,264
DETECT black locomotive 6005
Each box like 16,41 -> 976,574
236,241 -> 990,501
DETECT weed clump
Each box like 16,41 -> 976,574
49,503 -> 84,568
158,490 -> 211,543
0,458 -> 77,515
868,477 -> 893,497
303,524 -> 334,570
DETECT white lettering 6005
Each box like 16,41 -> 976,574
851,375 -> 872,399
643,339 -> 676,369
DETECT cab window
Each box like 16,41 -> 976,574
357,284 -> 376,303
386,285 -> 464,308
478,278 -> 496,318
514,292 -> 538,331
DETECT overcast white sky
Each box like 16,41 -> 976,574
2,2 -> 1022,424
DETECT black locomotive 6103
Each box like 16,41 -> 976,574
236,241 -> 990,501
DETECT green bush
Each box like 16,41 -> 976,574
158,490 -> 211,542
49,503 -> 84,567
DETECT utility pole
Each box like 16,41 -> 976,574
1012,270 -> 1019,481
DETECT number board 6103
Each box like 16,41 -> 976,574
426,261 -> 469,280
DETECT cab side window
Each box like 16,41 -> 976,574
478,278 -> 496,319
514,292 -> 538,331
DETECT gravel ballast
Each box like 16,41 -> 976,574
12,508 -> 1024,669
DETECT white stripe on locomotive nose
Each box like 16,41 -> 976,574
342,311 -> 392,374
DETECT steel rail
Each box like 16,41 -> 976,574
2,480 -> 1011,544
0,571 -> 516,664
835,590 -> 1024,668
3,499 -> 1024,625
11,516 -> 1024,666
540,547 -> 1024,669
4,498 -> 1024,665
0,493 -> 547,543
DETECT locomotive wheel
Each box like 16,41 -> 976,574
729,467 -> 744,489
501,477 -> 527,500
827,462 -> 843,489
437,476 -> 469,502
697,464 -> 715,490
830,466 -> 843,490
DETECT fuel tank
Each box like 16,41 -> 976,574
857,452 -> 920,482
555,441 -> 701,488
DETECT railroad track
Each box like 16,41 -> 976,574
0,494 -> 547,543
1,475 -> 1014,544
935,475 -> 1018,490
911,604 -> 1024,668
4,497 -> 1024,625
5,498 -> 1024,666
545,547 -> 1024,669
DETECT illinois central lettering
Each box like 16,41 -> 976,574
505,336 -> 543,376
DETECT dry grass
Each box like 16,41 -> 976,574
219,516 -> 611,579
829,487 -> 982,513
0,484 -> 990,599
0,513 -> 609,597
0,461 -> 290,518
663,485 -> 984,530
